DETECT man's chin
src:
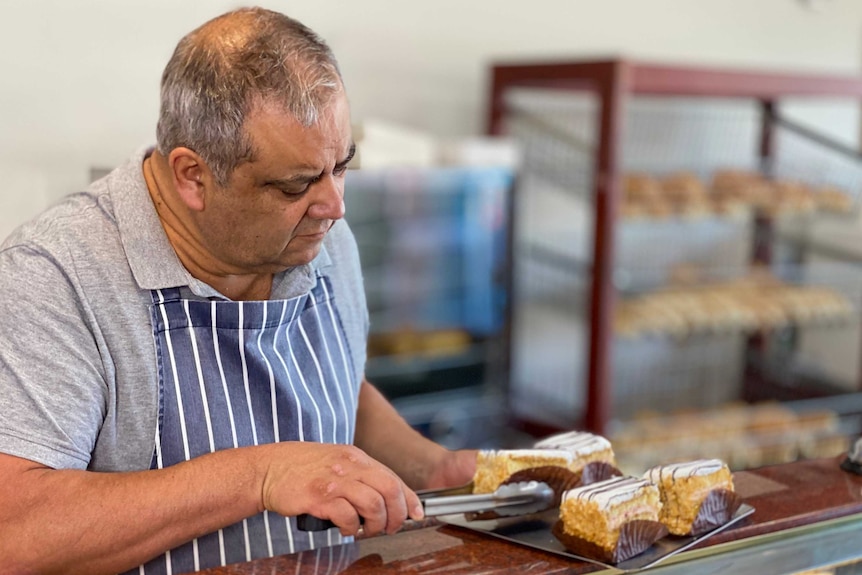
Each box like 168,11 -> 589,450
277,244 -> 323,270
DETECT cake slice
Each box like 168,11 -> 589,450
644,458 -> 740,536
472,432 -> 621,500
472,449 -> 575,493
554,476 -> 666,563
474,431 -> 618,489
534,430 -> 619,484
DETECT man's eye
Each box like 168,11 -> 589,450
333,165 -> 348,177
282,187 -> 308,196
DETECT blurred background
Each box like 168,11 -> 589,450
5,0 -> 862,474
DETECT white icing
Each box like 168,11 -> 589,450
480,448 -> 574,461
534,431 -> 612,456
563,476 -> 651,509
644,459 -> 725,483
511,448 -> 572,459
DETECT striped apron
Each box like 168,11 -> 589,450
129,274 -> 360,575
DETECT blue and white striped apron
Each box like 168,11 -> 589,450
130,274 -> 360,575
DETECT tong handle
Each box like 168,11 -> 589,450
296,491 -> 479,531
297,483 -> 545,531
296,513 -> 347,532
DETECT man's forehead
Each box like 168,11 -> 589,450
237,105 -> 351,180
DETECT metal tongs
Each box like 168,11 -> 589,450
297,480 -> 554,531
841,436 -> 862,475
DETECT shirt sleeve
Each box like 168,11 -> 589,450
0,244 -> 108,470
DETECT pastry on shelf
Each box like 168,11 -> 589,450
815,186 -> 854,214
660,172 -> 712,217
614,264 -> 854,338
623,168 -> 854,220
623,173 -> 663,204
799,432 -> 849,460
367,328 -> 471,359
612,402 -> 847,472
765,180 -> 817,216
710,169 -> 762,193
796,409 -> 840,434
711,169 -> 771,208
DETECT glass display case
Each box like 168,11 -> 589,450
343,166 -> 514,448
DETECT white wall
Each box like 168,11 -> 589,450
2,0 -> 862,235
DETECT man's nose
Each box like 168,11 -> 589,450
308,175 -> 345,221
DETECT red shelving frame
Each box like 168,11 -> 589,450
486,58 -> 862,435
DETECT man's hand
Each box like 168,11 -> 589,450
423,448 -> 478,491
259,442 -> 423,536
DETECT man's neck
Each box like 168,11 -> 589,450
143,153 -> 273,301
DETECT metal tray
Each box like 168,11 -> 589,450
439,503 -> 755,573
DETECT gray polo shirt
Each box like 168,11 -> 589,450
0,147 -> 368,472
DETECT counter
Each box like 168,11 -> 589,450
199,456 -> 862,574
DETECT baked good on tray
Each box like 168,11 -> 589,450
644,458 -> 742,536
472,432 -> 621,497
472,449 -> 578,493
533,430 -> 621,490
553,476 -> 667,564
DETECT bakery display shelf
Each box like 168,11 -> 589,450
613,263 -> 859,341
488,57 -> 862,434
505,90 -> 861,216
609,399 -> 853,474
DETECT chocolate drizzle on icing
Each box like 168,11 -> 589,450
645,459 -> 725,482
564,476 -> 652,508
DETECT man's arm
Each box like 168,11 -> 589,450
353,379 -> 477,491
0,441 -> 421,575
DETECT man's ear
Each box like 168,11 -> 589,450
167,147 -> 213,212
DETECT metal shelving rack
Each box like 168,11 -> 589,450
486,58 -> 862,436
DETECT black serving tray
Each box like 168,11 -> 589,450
440,503 -> 755,573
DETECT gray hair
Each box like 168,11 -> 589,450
156,7 -> 343,185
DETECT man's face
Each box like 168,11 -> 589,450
196,90 -> 353,275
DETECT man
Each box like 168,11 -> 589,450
0,7 -> 476,574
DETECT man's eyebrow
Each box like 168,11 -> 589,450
336,143 -> 356,169
262,143 -> 356,188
